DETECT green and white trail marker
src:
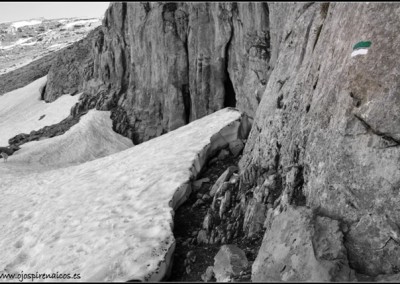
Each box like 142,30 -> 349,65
351,41 -> 372,57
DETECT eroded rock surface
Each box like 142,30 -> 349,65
43,2 -> 270,144
252,206 -> 355,282
213,245 -> 249,282
240,2 -> 400,279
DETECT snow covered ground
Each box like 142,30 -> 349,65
64,19 -> 100,29
0,76 -> 79,146
0,78 -> 244,282
0,38 -> 33,50
11,110 -> 134,168
11,20 -> 42,29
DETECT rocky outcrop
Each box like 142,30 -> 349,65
252,206 -> 355,281
239,2 -> 400,279
43,2 -> 270,144
42,27 -> 101,102
213,245 -> 249,282
0,52 -> 56,96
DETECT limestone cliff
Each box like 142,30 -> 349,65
43,2 -> 270,144
39,1 -> 400,280
238,2 -> 400,280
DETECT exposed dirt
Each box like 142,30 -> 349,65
168,148 -> 265,282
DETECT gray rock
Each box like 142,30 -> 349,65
375,273 -> 400,282
229,139 -> 245,157
213,245 -> 249,282
202,194 -> 211,202
210,166 -> 238,197
346,214 -> 400,276
252,206 -> 355,282
203,210 -> 214,233
197,230 -> 209,244
201,266 -> 215,282
40,3 -> 269,144
193,177 -> 210,191
217,149 -> 230,160
239,2 -> 400,276
219,190 -> 232,218
243,198 -> 266,238
192,199 -> 205,208
186,266 -> 191,275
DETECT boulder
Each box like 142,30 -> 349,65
210,166 -> 238,197
217,149 -> 230,160
193,177 -> 210,191
197,230 -> 209,244
229,139 -> 245,157
201,266 -> 215,282
252,206 -> 355,282
213,245 -> 249,282
243,198 -> 267,237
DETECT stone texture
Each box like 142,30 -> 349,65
193,177 -> 210,190
243,198 -> 266,238
213,245 -> 249,282
0,52 -> 56,97
210,166 -> 238,197
228,139 -> 244,157
239,2 -> 400,276
197,230 -> 208,244
201,266 -> 215,282
41,2 -> 270,144
43,27 -> 101,102
252,206 -> 355,282
375,273 -> 400,282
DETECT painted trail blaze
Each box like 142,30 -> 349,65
351,41 -> 372,57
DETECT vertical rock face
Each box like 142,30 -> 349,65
44,2 -> 270,144
43,27 -> 100,102
252,206 -> 355,282
240,2 -> 400,278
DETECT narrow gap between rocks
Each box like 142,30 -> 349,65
167,146 -> 262,282
223,28 -> 237,108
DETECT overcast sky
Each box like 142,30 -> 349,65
0,2 -> 110,23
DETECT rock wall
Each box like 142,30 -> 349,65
239,2 -> 400,279
44,2 -> 270,144
43,27 -> 101,102
20,2 -> 400,279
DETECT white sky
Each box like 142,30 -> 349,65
0,2 -> 110,23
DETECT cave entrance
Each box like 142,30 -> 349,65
224,72 -> 236,108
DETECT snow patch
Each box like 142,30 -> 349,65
11,20 -> 42,29
64,19 -> 100,29
0,37 -> 33,50
0,76 -> 79,146
12,110 -> 134,167
0,108 -> 243,281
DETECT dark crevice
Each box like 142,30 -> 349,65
296,2 -> 315,21
313,77 -> 319,90
223,22 -> 236,108
118,2 -> 129,96
182,84 -> 191,124
320,2 -> 330,19
349,92 -> 361,108
284,30 -> 292,41
297,15 -> 314,69
277,94 -> 284,109
182,37 -> 191,124
312,24 -> 323,51
40,84 -> 46,101
354,114 -> 400,147
142,2 -> 151,14
277,77 -> 288,92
